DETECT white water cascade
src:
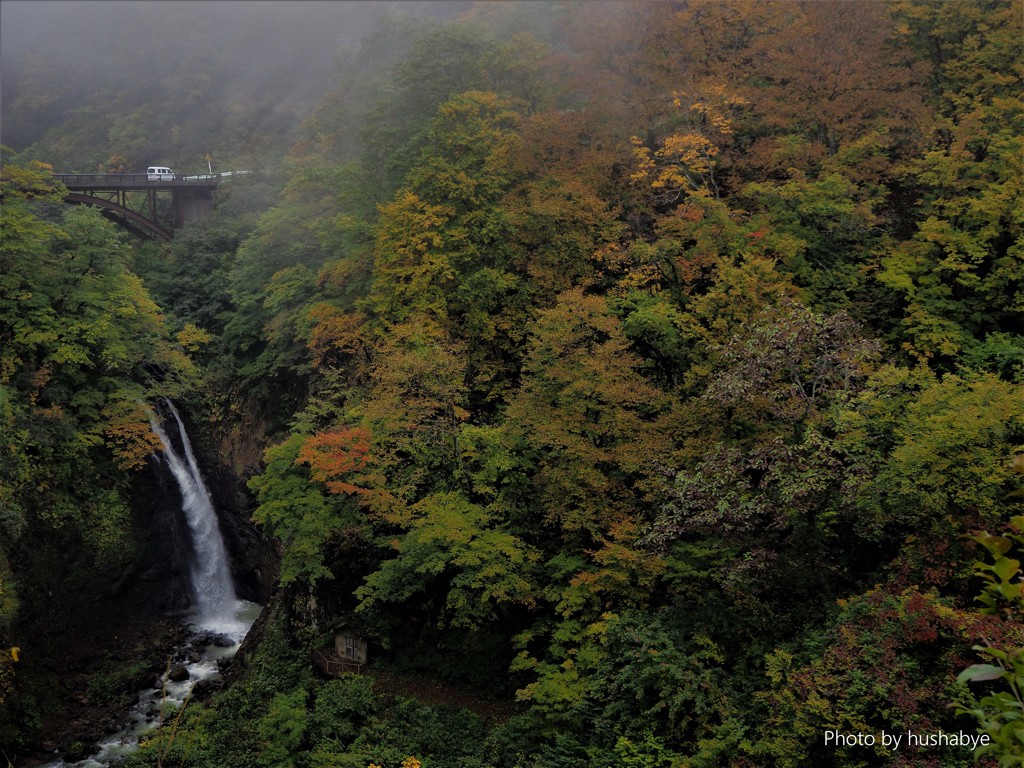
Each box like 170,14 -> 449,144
148,400 -> 236,624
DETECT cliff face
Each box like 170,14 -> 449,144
215,390 -> 277,478
122,459 -> 194,613
204,457 -> 278,605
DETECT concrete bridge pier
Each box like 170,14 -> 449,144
173,188 -> 214,229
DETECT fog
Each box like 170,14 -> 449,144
0,0 -> 472,163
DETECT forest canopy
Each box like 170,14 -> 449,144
1,0 -> 1022,766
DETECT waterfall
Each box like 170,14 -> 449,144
41,402 -> 258,768
149,400 -> 236,624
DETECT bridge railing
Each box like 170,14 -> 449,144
53,173 -> 220,186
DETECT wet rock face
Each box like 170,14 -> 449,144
190,677 -> 223,701
191,632 -> 237,649
119,459 -> 194,614
63,740 -> 90,762
204,460 -> 278,604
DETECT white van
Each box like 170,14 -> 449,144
147,166 -> 175,181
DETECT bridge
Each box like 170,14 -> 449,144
53,173 -> 229,241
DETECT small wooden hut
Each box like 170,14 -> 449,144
312,619 -> 368,676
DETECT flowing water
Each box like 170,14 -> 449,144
41,402 -> 260,768
149,400 -> 237,623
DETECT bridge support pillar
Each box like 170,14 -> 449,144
172,188 -> 214,229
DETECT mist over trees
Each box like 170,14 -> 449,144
0,1 -> 471,170
1,1 -> 1023,766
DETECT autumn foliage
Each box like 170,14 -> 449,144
232,2 -> 1023,764
297,427 -> 372,496
3,0 -> 1023,765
